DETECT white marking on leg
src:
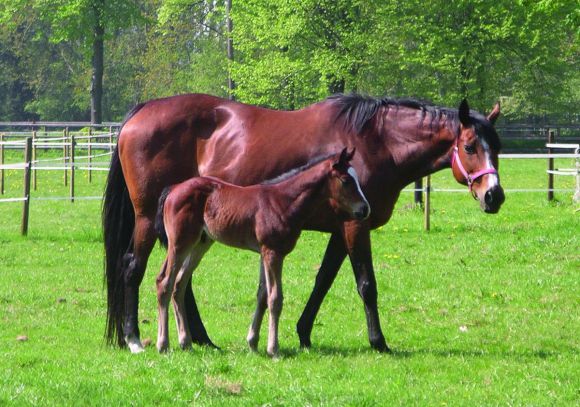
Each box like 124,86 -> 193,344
126,335 -> 145,354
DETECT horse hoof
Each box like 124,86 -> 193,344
299,338 -> 312,349
126,335 -> 145,354
370,337 -> 391,353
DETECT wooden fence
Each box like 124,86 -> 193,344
0,123 -> 578,234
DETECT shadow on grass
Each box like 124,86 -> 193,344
388,347 -> 564,360
274,345 -> 567,360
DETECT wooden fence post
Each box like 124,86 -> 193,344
21,137 -> 32,236
109,126 -> 113,152
32,130 -> 37,190
70,134 -> 75,203
547,129 -> 554,201
0,133 -> 4,195
424,175 -> 431,231
63,128 -> 68,186
88,127 -> 92,183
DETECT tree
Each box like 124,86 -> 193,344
1,0 -> 143,123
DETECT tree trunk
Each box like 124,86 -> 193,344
90,0 -> 104,124
225,0 -> 235,100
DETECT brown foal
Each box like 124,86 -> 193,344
154,148 -> 370,356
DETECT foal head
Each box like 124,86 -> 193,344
328,148 -> 370,221
452,99 -> 505,213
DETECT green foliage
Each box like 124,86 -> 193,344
0,0 -> 577,121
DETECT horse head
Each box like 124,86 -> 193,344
452,99 -> 505,213
329,148 -> 371,221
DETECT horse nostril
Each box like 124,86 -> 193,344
357,205 -> 370,219
485,189 -> 494,206
485,186 -> 505,209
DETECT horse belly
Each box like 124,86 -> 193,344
203,218 -> 260,253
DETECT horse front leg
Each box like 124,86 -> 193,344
342,221 -> 390,353
261,249 -> 284,357
296,232 -> 347,348
247,259 -> 267,351
123,215 -> 156,353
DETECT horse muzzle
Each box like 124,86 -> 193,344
481,185 -> 505,214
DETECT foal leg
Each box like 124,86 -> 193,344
296,232 -> 347,348
247,259 -> 267,351
123,215 -> 157,353
173,236 -> 213,350
261,249 -> 284,357
342,222 -> 389,353
156,250 -> 182,353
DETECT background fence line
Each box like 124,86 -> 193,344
0,123 -> 578,235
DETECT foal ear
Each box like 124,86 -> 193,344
487,101 -> 501,125
337,147 -> 355,166
458,99 -> 471,127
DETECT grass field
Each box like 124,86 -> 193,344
0,153 -> 578,406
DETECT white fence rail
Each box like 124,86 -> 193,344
1,132 -> 578,235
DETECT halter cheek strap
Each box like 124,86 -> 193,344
451,142 -> 498,191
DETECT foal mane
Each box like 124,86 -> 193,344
328,94 -> 501,150
261,153 -> 336,185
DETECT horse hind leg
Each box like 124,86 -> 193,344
123,215 -> 157,353
247,258 -> 267,351
261,249 -> 284,358
172,235 -> 213,350
155,257 -> 173,353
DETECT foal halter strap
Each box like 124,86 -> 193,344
451,140 -> 498,191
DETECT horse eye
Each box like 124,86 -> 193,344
341,177 -> 352,185
464,143 -> 476,155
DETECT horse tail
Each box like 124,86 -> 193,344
155,186 -> 172,249
102,103 -> 145,347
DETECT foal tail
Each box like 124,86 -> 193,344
155,186 -> 172,249
102,103 -> 145,347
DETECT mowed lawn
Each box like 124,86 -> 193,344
0,155 -> 578,406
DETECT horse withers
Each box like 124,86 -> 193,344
154,148 -> 369,356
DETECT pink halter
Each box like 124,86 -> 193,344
451,140 -> 498,191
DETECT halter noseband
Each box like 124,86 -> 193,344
451,140 -> 498,192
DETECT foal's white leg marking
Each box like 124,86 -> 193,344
347,167 -> 371,216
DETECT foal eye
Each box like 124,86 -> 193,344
464,144 -> 476,155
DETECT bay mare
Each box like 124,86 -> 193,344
103,93 -> 505,353
154,149 -> 369,356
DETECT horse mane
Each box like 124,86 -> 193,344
327,93 -> 501,150
261,153 -> 336,185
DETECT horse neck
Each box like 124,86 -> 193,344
270,162 -> 329,220
378,108 -> 457,187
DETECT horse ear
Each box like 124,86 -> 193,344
487,101 -> 501,125
458,99 -> 470,126
346,148 -> 356,162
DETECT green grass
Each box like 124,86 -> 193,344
0,154 -> 578,406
